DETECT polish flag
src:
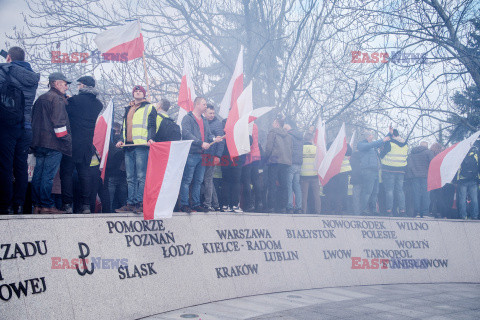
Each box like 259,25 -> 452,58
94,20 -> 144,60
427,131 -> 480,191
318,123 -> 347,186
93,100 -> 114,181
177,58 -> 197,126
225,82 -> 253,157
143,140 -> 193,219
313,116 -> 327,171
349,130 -> 356,148
219,46 -> 244,119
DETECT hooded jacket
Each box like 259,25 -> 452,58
0,62 -> 40,126
66,87 -> 103,164
406,145 -> 434,178
265,127 -> 293,165
31,88 -> 72,156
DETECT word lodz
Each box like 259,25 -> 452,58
51,51 -> 128,63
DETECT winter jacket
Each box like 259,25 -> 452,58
357,138 -> 384,170
288,128 -> 304,165
0,62 -> 40,126
380,136 -> 408,172
349,151 -> 362,185
31,88 -> 72,156
406,146 -> 434,178
121,101 -> 158,144
66,87 -> 103,164
181,111 -> 213,154
265,127 -> 293,165
206,116 -> 225,158
105,134 -> 126,178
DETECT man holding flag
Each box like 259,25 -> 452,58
115,85 -> 158,214
60,76 -> 103,214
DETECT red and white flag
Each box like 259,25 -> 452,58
219,46 -> 244,119
177,57 -> 197,125
143,140 -> 193,219
427,131 -> 480,191
318,123 -> 347,186
94,20 -> 144,61
349,130 -> 356,148
93,100 -> 114,181
314,116 -> 327,171
225,82 -> 253,157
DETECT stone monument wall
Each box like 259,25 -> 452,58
0,213 -> 479,319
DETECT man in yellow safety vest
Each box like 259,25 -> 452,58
115,85 -> 158,214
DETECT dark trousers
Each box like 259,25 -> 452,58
60,155 -> 91,206
0,126 -> 32,212
242,163 -> 263,210
31,147 -> 62,208
301,176 -> 321,214
323,172 -> 348,214
267,163 -> 289,211
221,165 -> 242,207
107,174 -> 128,212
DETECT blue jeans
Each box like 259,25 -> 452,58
180,153 -> 206,207
411,177 -> 429,217
31,147 -> 62,208
382,171 -> 406,213
287,164 -> 302,210
457,181 -> 479,219
360,169 -> 379,214
124,147 -> 149,205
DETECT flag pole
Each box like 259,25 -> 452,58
142,52 -> 151,101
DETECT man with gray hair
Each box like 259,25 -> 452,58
31,72 -> 72,214
357,130 -> 390,215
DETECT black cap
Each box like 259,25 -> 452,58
77,76 -> 95,87
48,72 -> 71,84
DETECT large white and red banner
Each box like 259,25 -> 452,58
143,140 -> 193,220
314,116 -> 327,171
94,20 -> 144,60
219,46 -> 244,119
225,82 -> 253,158
318,123 -> 347,186
427,131 -> 480,191
93,100 -> 114,181
177,58 -> 197,126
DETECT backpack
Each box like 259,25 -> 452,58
460,152 -> 479,180
0,67 -> 25,125
154,113 -> 181,142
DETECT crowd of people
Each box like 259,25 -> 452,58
1,46 -> 479,220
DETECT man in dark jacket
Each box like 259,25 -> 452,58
455,146 -> 480,220
406,141 -> 434,218
202,104 -> 224,211
357,130 -> 390,215
0,47 -> 40,214
179,97 -> 220,213
31,72 -> 72,214
105,123 -> 127,212
60,76 -> 103,213
285,121 -> 303,214
265,114 -> 293,213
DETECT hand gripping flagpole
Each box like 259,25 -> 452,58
142,52 -> 151,101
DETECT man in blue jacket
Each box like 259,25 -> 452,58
180,97 -> 221,213
0,47 -> 40,214
357,130 -> 390,215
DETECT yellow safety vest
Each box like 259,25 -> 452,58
339,156 -> 352,173
381,142 -> 408,167
90,153 -> 100,167
301,145 -> 317,176
122,103 -> 159,144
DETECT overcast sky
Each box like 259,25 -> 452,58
0,0 -> 27,51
